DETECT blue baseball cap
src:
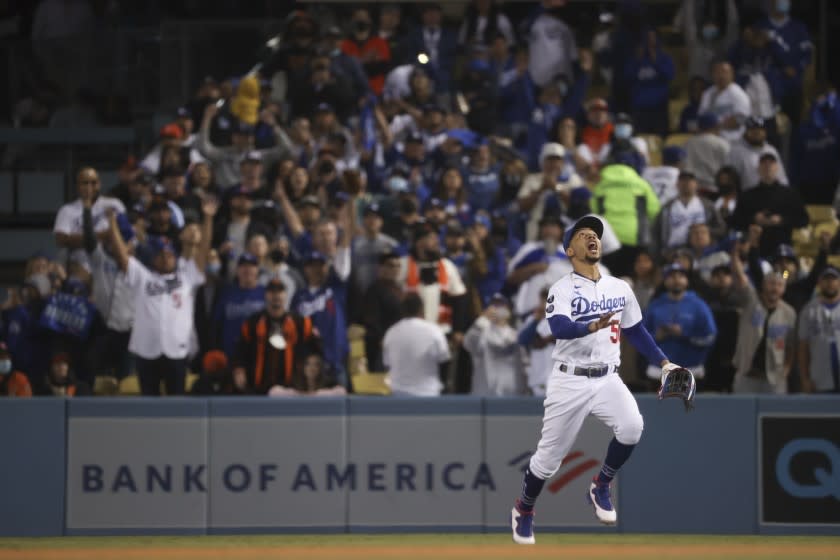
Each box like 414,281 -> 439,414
820,266 -> 840,279
148,236 -> 177,256
563,215 -> 604,252
663,262 -> 688,277
662,146 -> 686,166
774,244 -> 796,261
237,252 -> 258,266
303,250 -> 327,264
474,214 -> 491,229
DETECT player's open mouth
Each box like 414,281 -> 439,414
587,241 -> 597,251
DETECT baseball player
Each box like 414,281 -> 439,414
510,215 -> 683,544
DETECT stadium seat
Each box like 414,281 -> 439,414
118,374 -> 141,395
639,134 -> 663,166
17,172 -> 65,214
665,133 -> 692,147
352,372 -> 391,396
668,97 -> 687,134
805,205 -> 835,224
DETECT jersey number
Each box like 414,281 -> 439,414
610,324 -> 620,344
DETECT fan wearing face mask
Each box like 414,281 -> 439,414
231,278 -> 322,394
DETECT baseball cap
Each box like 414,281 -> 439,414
202,350 -> 228,374
363,202 -> 382,217
176,106 -> 192,119
662,146 -> 686,166
425,197 -> 444,211
314,102 -> 335,114
562,215 -> 604,251
474,214 -> 491,229
539,142 -> 566,165
775,244 -> 797,261
266,276 -> 287,291
489,293 -> 510,307
759,152 -> 778,163
745,116 -> 765,129
422,103 -> 445,115
240,150 -> 262,164
413,220 -> 438,241
148,236 -> 177,256
663,262 -> 688,277
159,123 -> 184,140
324,25 -> 343,38
148,199 -> 171,213
539,213 -> 563,228
303,250 -> 328,264
678,170 -> 697,181
820,266 -> 840,279
237,253 -> 259,267
570,186 -> 593,202
405,131 -> 424,144
0,342 -> 9,358
614,112 -> 633,125
229,185 -> 253,198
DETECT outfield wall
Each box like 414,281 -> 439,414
1,396 -> 838,536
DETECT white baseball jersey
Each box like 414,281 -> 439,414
125,256 -> 205,360
642,165 -> 679,205
698,83 -> 752,142
53,196 -> 125,266
90,247 -> 135,332
544,272 -> 642,366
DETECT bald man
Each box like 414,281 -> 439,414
54,167 -> 126,267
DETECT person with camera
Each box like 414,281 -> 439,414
517,143 -> 585,241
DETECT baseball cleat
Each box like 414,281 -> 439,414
587,479 -> 617,525
510,503 -> 536,545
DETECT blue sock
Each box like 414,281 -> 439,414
517,467 -> 545,513
596,438 -> 635,484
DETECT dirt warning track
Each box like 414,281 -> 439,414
2,543 -> 839,560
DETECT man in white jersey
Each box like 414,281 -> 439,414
107,198 -> 216,395
698,60 -> 751,143
54,166 -> 125,269
510,215 -> 683,544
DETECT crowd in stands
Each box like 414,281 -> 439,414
3,0 -> 840,399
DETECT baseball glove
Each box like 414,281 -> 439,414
658,366 -> 697,412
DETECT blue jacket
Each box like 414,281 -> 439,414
790,103 -> 840,187
213,284 -> 266,360
624,49 -> 675,110
477,245 -> 508,307
401,26 -> 458,93
464,165 -> 502,211
643,290 -> 717,368
728,38 -> 786,103
290,272 -> 349,384
757,16 -> 812,94
498,59 -> 535,130
523,70 -> 589,170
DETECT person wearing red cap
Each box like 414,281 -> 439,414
190,350 -> 234,395
38,353 -> 91,397
0,342 -> 32,398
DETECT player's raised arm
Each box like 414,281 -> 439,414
106,209 -> 130,273
195,196 -> 218,271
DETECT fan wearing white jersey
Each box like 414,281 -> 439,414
510,216 -> 683,544
107,197 -> 217,395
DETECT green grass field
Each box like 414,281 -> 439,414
1,534 -> 839,560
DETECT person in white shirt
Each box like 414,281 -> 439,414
463,293 -> 525,396
650,171 -> 726,256
683,112 -> 731,189
642,146 -> 685,205
107,197 -> 216,395
727,116 -> 788,190
83,208 -> 137,383
527,0 -> 578,88
54,166 -> 126,270
383,292 -> 451,396
517,143 -> 585,241
698,60 -> 751,143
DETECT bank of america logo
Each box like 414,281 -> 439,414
508,451 -> 600,493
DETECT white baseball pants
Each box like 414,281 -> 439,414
528,365 -> 644,480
